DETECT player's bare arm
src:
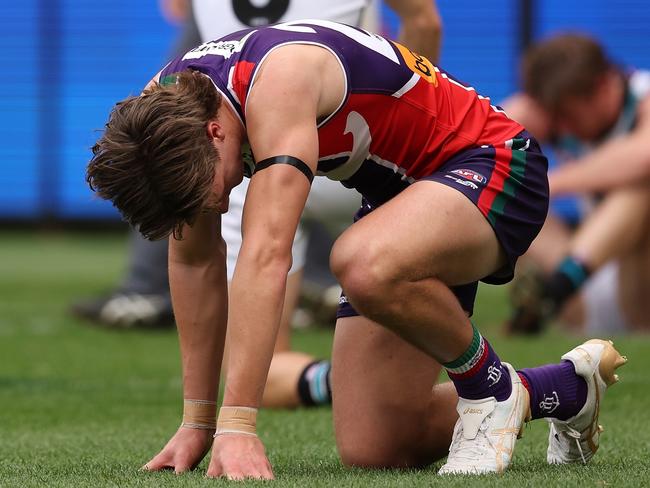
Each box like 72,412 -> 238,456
500,92 -> 554,142
207,44 -> 344,480
550,95 -> 650,195
145,213 -> 229,473
386,0 -> 443,63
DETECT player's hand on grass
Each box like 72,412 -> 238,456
143,426 -> 214,474
207,433 -> 274,480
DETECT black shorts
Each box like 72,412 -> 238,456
337,130 -> 549,318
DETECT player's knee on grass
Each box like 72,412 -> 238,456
336,419 -> 443,469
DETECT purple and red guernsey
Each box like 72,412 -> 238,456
160,19 -> 524,205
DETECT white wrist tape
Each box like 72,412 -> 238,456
214,406 -> 258,437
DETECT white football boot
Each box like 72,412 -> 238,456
547,339 -> 627,464
439,363 -> 530,474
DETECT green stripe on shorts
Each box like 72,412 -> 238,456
486,143 -> 529,225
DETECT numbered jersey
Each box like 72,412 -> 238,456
160,20 -> 524,205
193,0 -> 370,42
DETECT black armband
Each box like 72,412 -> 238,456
253,155 -> 314,184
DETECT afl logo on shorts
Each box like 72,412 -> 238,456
451,169 -> 486,184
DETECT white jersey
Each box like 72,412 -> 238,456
193,0 -> 371,42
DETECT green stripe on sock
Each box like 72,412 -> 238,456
444,323 -> 481,370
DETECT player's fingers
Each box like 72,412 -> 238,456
173,457 -> 193,475
142,451 -> 174,471
248,469 -> 274,481
252,458 -> 274,480
220,458 -> 247,480
262,458 -> 275,479
219,459 -> 263,481
230,460 -> 273,481
224,467 -> 266,481
243,458 -> 272,480
249,450 -> 274,479
226,470 -> 246,481
205,458 -> 224,479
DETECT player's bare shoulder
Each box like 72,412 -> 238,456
247,44 -> 345,122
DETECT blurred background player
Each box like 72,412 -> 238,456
503,33 -> 650,335
71,0 -> 444,409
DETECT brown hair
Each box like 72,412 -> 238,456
522,33 -> 614,114
86,70 -> 222,240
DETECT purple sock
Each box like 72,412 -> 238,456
518,361 -> 588,420
444,325 -> 512,401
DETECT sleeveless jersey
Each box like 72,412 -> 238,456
193,0 -> 370,42
160,20 -> 524,205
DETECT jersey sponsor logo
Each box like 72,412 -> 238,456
183,31 -> 255,60
393,42 -> 437,86
451,168 -> 486,184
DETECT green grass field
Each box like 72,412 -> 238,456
1,230 -> 649,487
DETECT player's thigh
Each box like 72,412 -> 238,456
332,315 -> 457,468
332,180 -> 506,288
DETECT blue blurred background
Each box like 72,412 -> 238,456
2,0 -> 649,221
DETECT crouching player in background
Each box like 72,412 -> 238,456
504,33 -> 650,335
87,20 -> 626,479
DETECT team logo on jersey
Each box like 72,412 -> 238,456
451,169 -> 486,184
392,42 -> 437,86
